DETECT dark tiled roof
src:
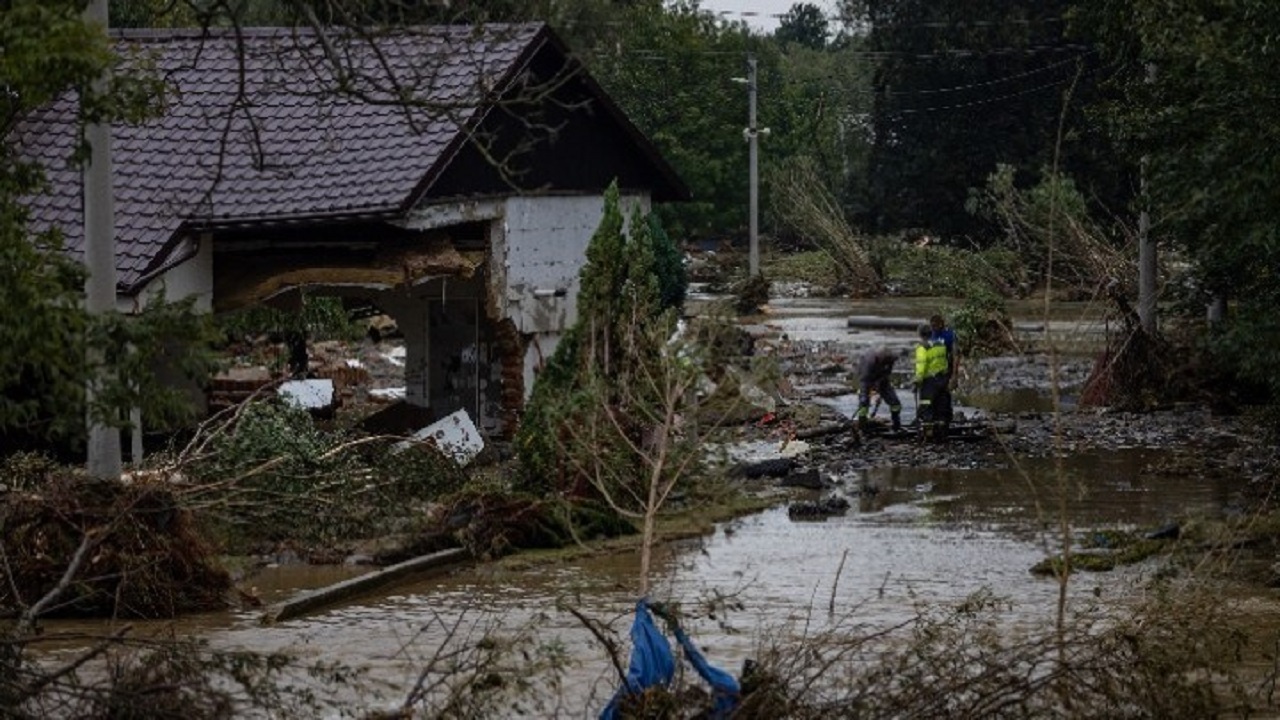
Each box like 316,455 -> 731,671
12,24 -> 546,292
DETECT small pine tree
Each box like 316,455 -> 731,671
516,183 -> 686,497
649,213 -> 687,312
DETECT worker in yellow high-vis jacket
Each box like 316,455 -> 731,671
913,323 -> 950,442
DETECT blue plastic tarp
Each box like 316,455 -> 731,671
600,599 -> 739,719
675,627 -> 740,718
601,599 -> 675,720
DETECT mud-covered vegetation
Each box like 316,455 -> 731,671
737,582 -> 1261,718
377,489 -> 634,563
177,400 -> 470,553
598,581 -> 1265,719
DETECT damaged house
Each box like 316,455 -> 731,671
13,23 -> 687,439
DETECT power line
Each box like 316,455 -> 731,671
614,48 -> 1094,104
553,8 -> 1071,32
780,51 -> 1094,97
877,69 -> 1095,116
841,17 -> 1068,31
605,42 -> 1092,61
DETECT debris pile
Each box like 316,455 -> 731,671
206,365 -> 275,414
1,474 -> 231,619
1080,283 -> 1182,410
378,491 -> 634,563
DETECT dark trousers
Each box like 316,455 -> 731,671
918,375 -> 949,440
858,378 -> 900,416
935,373 -> 953,422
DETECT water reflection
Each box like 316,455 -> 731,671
31,447 -> 1247,715
162,445 -> 1235,713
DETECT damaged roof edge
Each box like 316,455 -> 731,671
122,206 -> 407,296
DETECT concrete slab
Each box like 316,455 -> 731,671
261,548 -> 469,624
278,378 -> 336,410
394,409 -> 485,466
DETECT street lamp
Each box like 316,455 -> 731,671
732,55 -> 769,278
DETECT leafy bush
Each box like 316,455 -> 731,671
967,164 -> 1130,295
763,249 -> 844,290
734,272 -> 771,315
947,285 -> 1016,357
876,239 -> 1027,299
186,401 -> 466,551
649,213 -> 688,312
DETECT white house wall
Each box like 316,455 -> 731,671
499,192 -> 650,351
117,234 -> 213,314
497,193 -> 652,406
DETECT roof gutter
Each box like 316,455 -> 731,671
121,235 -> 201,298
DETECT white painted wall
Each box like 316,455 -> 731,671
499,193 -> 649,335
117,234 -> 213,314
498,193 -> 650,397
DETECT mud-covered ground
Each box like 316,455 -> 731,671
337,300 -> 1276,506
749,330 -> 1279,509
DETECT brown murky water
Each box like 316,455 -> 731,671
31,461 -> 1254,718
29,298 -> 1257,715
36,447 -> 1236,715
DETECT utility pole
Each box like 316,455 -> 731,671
84,0 -> 122,480
1137,62 -> 1157,335
746,54 -> 760,278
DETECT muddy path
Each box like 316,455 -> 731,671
734,296 -> 1277,512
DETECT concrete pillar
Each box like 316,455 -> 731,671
83,0 -> 121,480
379,293 -> 430,407
130,406 -> 143,465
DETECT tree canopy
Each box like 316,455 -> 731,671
840,0 -> 1127,241
1,0 -> 215,453
776,2 -> 830,50
1077,0 -> 1280,402
9,0 -> 1280,432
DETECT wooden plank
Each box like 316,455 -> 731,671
846,316 -> 921,331
261,548 -> 470,624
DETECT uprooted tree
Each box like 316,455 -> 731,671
771,155 -> 881,297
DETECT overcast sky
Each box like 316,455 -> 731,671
696,0 -> 839,33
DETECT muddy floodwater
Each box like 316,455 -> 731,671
127,448 -> 1232,715
35,297 -> 1267,715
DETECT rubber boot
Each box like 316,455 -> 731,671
917,402 -> 932,442
933,421 -> 948,443
891,411 -> 902,432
